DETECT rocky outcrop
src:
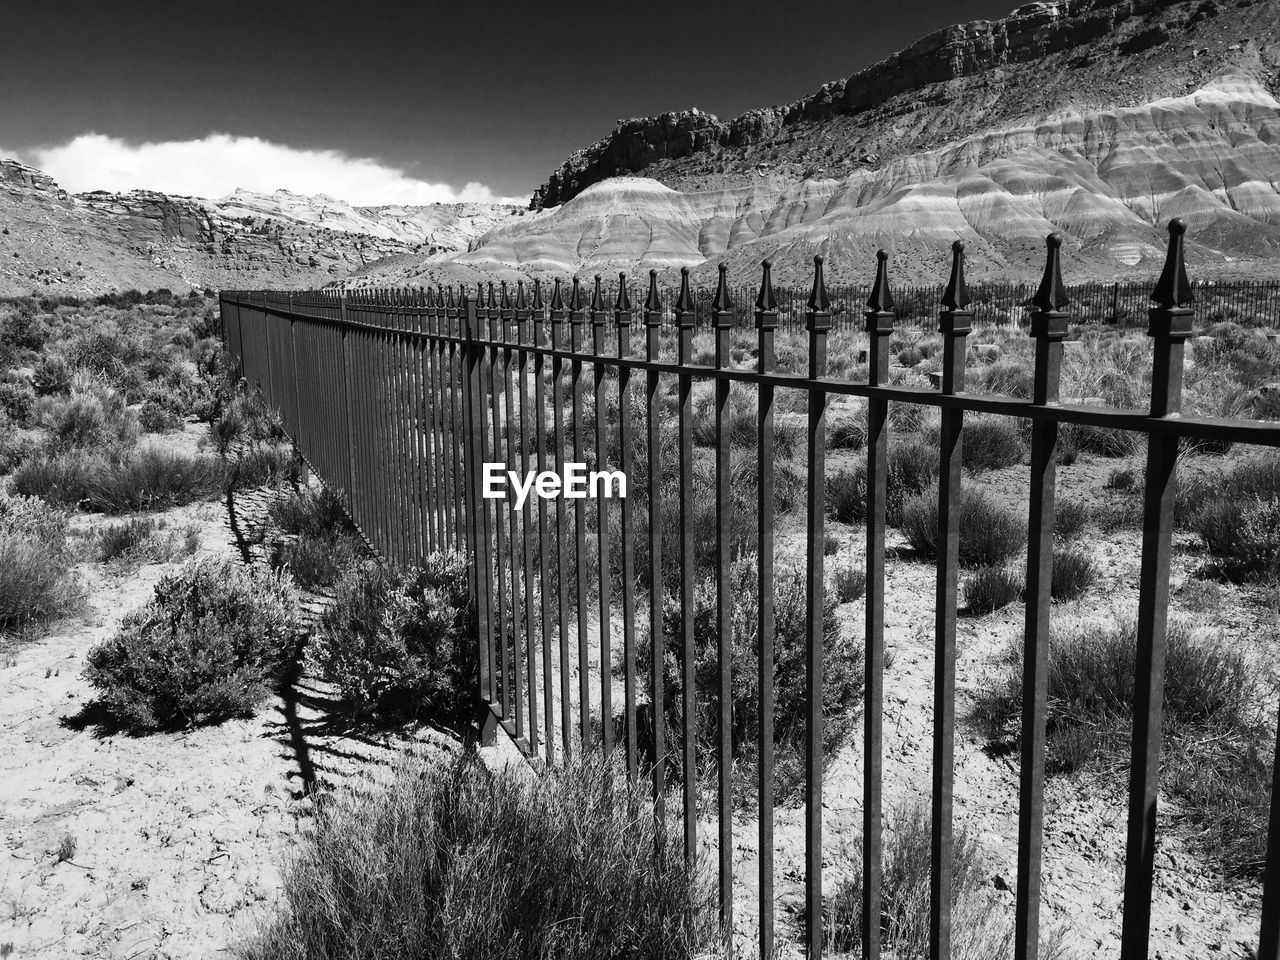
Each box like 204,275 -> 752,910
532,0 -> 1261,207
0,165 -> 522,297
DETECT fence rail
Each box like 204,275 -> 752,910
221,220 -> 1280,960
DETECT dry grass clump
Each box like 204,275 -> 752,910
964,565 -> 1023,614
35,374 -> 138,453
84,558 -> 299,730
901,487 -> 1026,567
95,517 -> 201,566
0,492 -> 80,641
972,619 -> 1268,877
1050,547 -> 1096,601
12,447 -> 225,513
646,552 -> 863,806
241,752 -> 717,960
962,416 -> 1026,472
266,485 -> 364,590
826,804 -> 1068,959
1183,453 -> 1280,580
312,554 -> 476,724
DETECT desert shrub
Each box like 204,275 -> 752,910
0,493 -> 79,637
978,357 -> 1034,399
1075,424 -> 1139,457
1051,548 -> 1096,601
901,487 -> 1026,566
83,559 -> 299,730
823,533 -> 840,556
0,379 -> 35,425
971,619 -> 1266,876
1189,453 -> 1280,579
896,346 -> 923,367
829,418 -> 866,450
96,517 -> 201,565
826,804 -> 1067,960
63,324 -> 146,386
1,301 -> 47,353
209,389 -> 286,453
270,534 -> 363,591
964,565 -> 1023,614
826,468 -> 866,524
268,485 -> 352,539
38,376 -> 139,452
12,448 -> 224,513
138,397 -> 183,433
962,416 -> 1026,471
831,563 -> 866,603
1178,578 -> 1227,613
31,355 -> 71,396
228,445 -> 296,490
1055,498 -> 1090,542
887,438 -> 938,525
241,752 -> 716,960
312,554 -> 476,724
0,417 -> 35,473
647,553 -> 862,805
1105,467 -> 1136,491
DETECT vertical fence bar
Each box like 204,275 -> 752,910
1016,234 -> 1071,960
569,278 -> 592,750
644,271 -> 667,829
550,280 -> 573,759
531,281 -> 557,763
755,261 -> 779,960
1121,220 -> 1195,960
863,250 -> 895,960
615,275 -> 639,782
675,267 -> 698,866
709,264 -> 735,942
463,291 -> 496,740
485,284 -> 511,721
500,283 -> 526,743
515,282 -> 539,757
591,276 -> 615,759
1260,711 -> 1280,959
804,256 -> 832,960
932,241 -> 973,960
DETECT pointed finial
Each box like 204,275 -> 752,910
755,260 -> 778,313
532,278 -> 544,311
673,267 -> 695,317
808,255 -> 830,312
1031,233 -> 1069,312
590,274 -> 606,312
1151,218 -> 1193,308
425,287 -> 436,308
712,263 -> 733,313
644,269 -> 662,313
515,279 -> 528,310
616,273 -> 631,312
941,240 -> 971,310
866,249 -> 895,312
549,277 -> 564,311
486,281 -> 496,310
500,280 -> 511,309
446,285 -> 456,309
568,276 -> 585,311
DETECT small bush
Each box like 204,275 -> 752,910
31,355 -> 71,396
901,487 -> 1026,567
647,553 -> 862,806
0,493 -> 79,637
270,533 -> 362,591
312,554 -> 476,724
0,380 -> 35,425
84,559 -> 299,730
96,517 -> 201,565
1051,548 -> 1096,601
38,376 -> 139,452
1105,467 -> 1136,491
1189,454 -> 1280,579
823,533 -> 840,556
829,419 -> 866,450
964,565 -> 1023,614
1055,498 -> 1090,542
11,448 -> 224,513
138,398 -> 183,433
831,563 -> 866,603
242,752 -> 716,960
962,417 -> 1026,472
826,468 -> 866,524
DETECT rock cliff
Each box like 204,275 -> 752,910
0,162 -> 522,297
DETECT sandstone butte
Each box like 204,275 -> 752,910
362,0 -> 1280,290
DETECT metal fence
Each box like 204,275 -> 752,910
220,221 -> 1280,960
490,277 -> 1280,330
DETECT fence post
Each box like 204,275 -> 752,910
590,276 -> 614,760
1120,219 -> 1194,959
1111,280 -> 1121,324
804,255 -> 832,959
614,274 -> 639,782
710,263 -> 735,942
643,270 -> 667,832
1260,709 -> 1280,959
462,289 -> 497,745
755,260 -> 779,960
567,278 -> 591,751
932,241 -> 973,960
863,250 -> 895,960
549,279 -> 573,760
1016,234 -> 1070,960
674,267 -> 699,867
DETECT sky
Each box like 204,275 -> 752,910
0,0 -> 1016,206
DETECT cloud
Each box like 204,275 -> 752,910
3,133 -> 523,206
